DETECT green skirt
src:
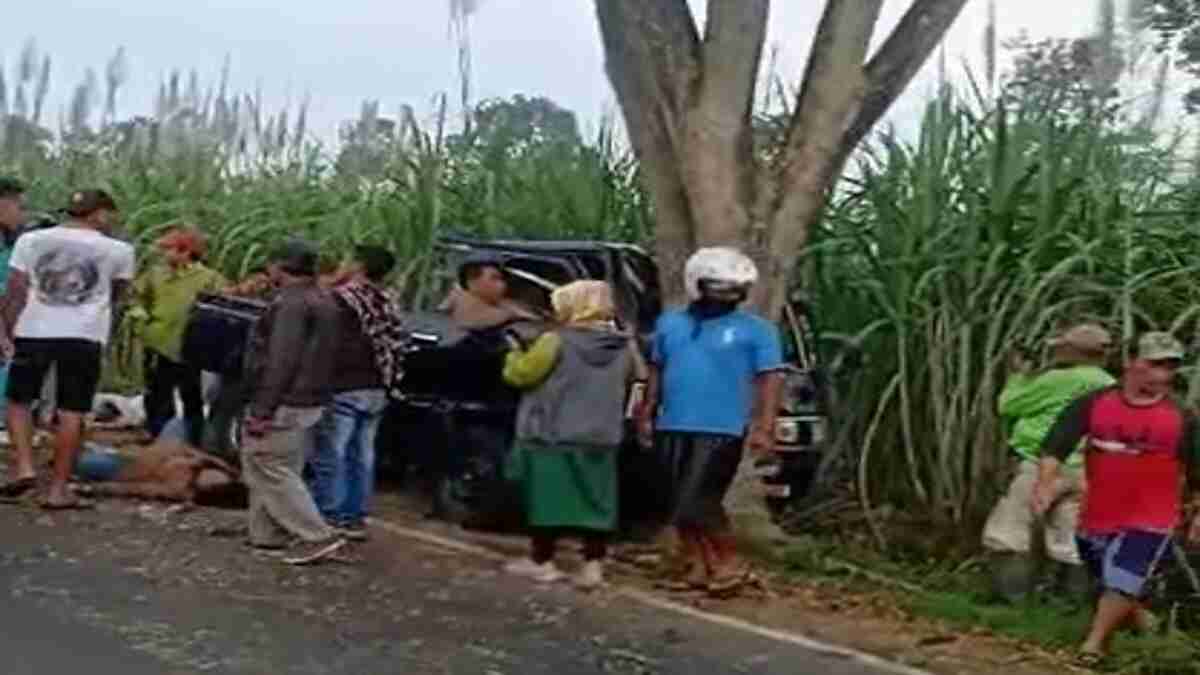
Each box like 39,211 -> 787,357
506,442 -> 618,532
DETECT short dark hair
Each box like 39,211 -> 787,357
65,189 -> 118,218
270,238 -> 318,277
0,177 -> 25,200
354,244 -> 396,282
457,252 -> 504,288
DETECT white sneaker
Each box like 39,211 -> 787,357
574,560 -> 606,590
504,558 -> 565,583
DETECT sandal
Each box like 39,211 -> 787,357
0,476 -> 36,501
707,568 -> 758,598
1074,651 -> 1106,670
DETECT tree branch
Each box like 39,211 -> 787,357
595,0 -> 703,303
842,0 -> 971,158
682,0 -> 769,245
758,0 -> 883,312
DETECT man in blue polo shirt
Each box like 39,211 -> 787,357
636,247 -> 785,597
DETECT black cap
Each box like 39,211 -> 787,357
270,238 -> 318,276
65,189 -> 118,218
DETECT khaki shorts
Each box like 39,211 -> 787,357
982,459 -> 1083,565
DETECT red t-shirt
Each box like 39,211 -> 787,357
1043,387 -> 1197,534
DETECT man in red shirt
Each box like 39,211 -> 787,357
1033,332 -> 1200,665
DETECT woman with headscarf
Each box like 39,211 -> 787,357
500,280 -> 643,589
129,226 -> 227,446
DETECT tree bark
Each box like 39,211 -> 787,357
595,0 -> 970,549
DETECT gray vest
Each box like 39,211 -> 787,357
514,328 -> 633,447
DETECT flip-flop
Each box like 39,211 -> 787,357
39,497 -> 96,511
1074,651 -> 1107,671
0,476 -> 36,500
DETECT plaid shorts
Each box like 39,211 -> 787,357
1076,530 -> 1173,599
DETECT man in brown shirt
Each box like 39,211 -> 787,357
242,239 -> 346,565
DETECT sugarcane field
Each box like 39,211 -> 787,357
9,1 -> 1200,673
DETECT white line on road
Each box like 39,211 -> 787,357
368,517 -> 933,675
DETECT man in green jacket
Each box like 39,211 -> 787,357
130,226 -> 226,446
983,323 -> 1116,602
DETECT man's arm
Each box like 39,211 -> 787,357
248,296 -> 307,420
2,269 -> 30,335
1031,391 -> 1098,514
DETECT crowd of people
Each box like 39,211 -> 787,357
0,178 -> 789,592
9,177 -> 1200,664
985,324 -> 1200,666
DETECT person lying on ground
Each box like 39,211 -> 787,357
982,323 -> 1116,602
500,280 -> 643,590
73,439 -> 247,508
1032,332 -> 1200,668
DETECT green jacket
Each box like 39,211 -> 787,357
133,262 -> 227,362
998,364 -> 1116,465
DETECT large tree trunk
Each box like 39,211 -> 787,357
596,0 -> 970,550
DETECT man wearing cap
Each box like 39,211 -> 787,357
982,323 -> 1117,601
0,189 -> 134,509
241,238 -> 347,565
1034,332 -> 1200,665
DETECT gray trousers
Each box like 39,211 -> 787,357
241,406 -> 334,547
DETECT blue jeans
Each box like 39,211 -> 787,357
306,389 -> 388,526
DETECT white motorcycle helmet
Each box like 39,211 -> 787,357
684,247 -> 759,301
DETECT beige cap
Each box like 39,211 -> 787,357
1138,332 -> 1184,361
1047,323 -> 1112,352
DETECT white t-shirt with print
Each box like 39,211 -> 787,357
9,227 -> 136,344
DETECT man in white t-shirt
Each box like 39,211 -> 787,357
0,189 -> 135,509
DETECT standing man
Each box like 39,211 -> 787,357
0,178 -> 29,428
307,245 -> 404,540
0,189 -> 135,509
242,239 -> 347,565
982,323 -> 1116,602
636,247 -> 785,597
1033,332 -> 1200,666
439,252 -> 536,329
132,226 -> 227,445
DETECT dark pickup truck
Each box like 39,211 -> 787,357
377,236 -> 834,533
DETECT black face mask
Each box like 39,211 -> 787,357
688,295 -> 744,338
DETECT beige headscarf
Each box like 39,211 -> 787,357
551,280 -> 616,329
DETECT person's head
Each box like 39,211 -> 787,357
1123,332 -> 1185,402
458,252 -> 507,305
65,189 -> 119,233
552,280 -> 616,328
267,238 -> 319,285
684,247 -> 758,317
0,177 -> 27,230
1047,323 -> 1112,367
156,226 -> 207,268
342,244 -> 396,283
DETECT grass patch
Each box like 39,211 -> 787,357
772,536 -> 1200,673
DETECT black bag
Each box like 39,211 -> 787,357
181,293 -> 269,375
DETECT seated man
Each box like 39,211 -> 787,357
74,440 -> 247,508
438,252 -> 539,329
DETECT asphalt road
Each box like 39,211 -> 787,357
0,501 -> 911,675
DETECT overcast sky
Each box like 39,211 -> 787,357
6,1 -> 1125,146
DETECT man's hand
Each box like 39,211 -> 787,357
746,421 -> 775,456
0,332 -> 13,362
1188,512 -> 1200,545
1031,478 -> 1057,516
244,416 -> 271,439
635,409 -> 653,449
1008,349 -> 1033,374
